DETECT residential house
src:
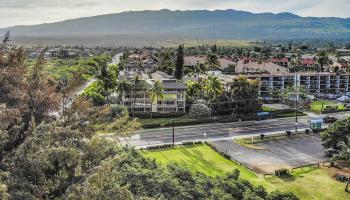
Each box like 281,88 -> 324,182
121,71 -> 186,113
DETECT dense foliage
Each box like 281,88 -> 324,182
187,76 -> 261,115
321,117 -> 350,164
82,81 -> 106,105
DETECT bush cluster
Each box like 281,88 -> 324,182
275,169 -> 289,176
146,144 -> 173,150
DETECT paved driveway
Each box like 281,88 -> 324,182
213,135 -> 328,174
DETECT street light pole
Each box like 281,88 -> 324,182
172,120 -> 175,147
294,73 -> 299,134
295,99 -> 298,134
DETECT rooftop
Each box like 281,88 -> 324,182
161,79 -> 187,90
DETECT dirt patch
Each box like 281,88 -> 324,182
252,164 -> 293,175
328,166 -> 350,178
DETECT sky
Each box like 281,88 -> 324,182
0,0 -> 350,28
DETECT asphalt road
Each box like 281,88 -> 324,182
119,111 -> 350,147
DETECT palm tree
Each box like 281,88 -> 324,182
317,52 -> 333,109
148,80 -> 164,122
130,74 -> 147,118
204,76 -> 224,101
206,53 -> 220,70
96,64 -> 117,104
317,51 -> 332,72
116,80 -> 132,104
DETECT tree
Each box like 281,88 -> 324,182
186,80 -> 203,106
148,80 -> 164,122
116,79 -> 132,104
204,76 -> 224,101
211,44 -> 218,54
174,45 -> 184,79
189,99 -> 212,119
317,51 -> 332,72
131,74 -> 148,118
27,51 -> 60,125
281,85 -> 310,110
206,53 -> 220,70
0,48 -> 59,153
158,50 -> 175,74
96,63 -> 117,103
321,117 -> 350,149
331,141 -> 350,165
82,81 -> 106,106
228,76 -> 261,114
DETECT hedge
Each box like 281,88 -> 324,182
182,141 -> 203,146
135,112 -> 186,119
146,144 -> 173,150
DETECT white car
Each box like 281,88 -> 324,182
337,96 -> 350,102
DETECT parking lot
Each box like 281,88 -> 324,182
213,135 -> 328,174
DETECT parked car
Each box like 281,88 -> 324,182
337,96 -> 350,102
326,94 -> 339,99
323,116 -> 338,123
325,147 -> 338,157
317,93 -> 325,98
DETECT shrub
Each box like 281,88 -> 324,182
193,99 -> 209,106
136,112 -> 185,119
275,169 -> 289,176
110,104 -> 128,118
146,144 -> 173,150
286,131 -> 292,138
260,134 -> 265,140
189,100 -> 212,119
142,123 -> 161,129
81,81 -> 105,106
182,141 -> 203,146
267,190 -> 298,200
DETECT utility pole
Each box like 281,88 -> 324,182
172,120 -> 175,147
294,73 -> 299,134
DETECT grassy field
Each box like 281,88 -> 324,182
311,100 -> 346,113
142,145 -> 350,200
262,106 -> 277,112
142,144 -> 259,180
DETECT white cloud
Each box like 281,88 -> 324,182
0,0 -> 349,28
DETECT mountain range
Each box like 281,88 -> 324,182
1,9 -> 350,40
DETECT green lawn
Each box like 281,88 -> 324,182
262,106 -> 276,112
311,100 -> 346,113
142,144 -> 257,179
142,145 -> 350,200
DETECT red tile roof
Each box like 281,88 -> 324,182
300,59 -> 316,65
